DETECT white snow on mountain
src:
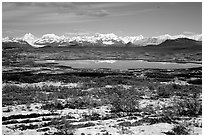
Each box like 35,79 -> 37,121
186,34 -> 202,41
2,33 -> 202,47
159,34 -> 202,41
68,33 -> 121,44
134,33 -> 202,46
94,33 -> 120,41
21,33 -> 45,47
34,34 -> 61,44
136,34 -> 173,46
120,35 -> 144,44
23,33 -> 36,44
41,34 -> 60,40
81,36 -> 97,43
102,41 -> 114,45
2,37 -> 28,45
154,34 -> 172,40
2,37 -> 19,43
171,34 -> 188,40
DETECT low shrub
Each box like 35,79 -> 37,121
53,123 -> 75,135
173,97 -> 202,117
156,85 -> 174,98
41,101 -> 65,110
170,124 -> 190,135
65,96 -> 102,109
82,112 -> 101,121
109,88 -> 140,113
161,96 -> 202,118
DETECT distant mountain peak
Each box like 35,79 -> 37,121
154,34 -> 172,39
22,33 -> 37,46
23,33 -> 36,40
94,33 -> 118,39
2,33 -> 202,48
41,34 -> 60,39
24,33 -> 34,37
2,36 -> 18,43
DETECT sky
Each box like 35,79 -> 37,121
2,2 -> 202,38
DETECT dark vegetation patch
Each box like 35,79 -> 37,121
3,66 -> 201,86
108,87 -> 141,113
163,124 -> 191,135
16,123 -> 39,131
45,116 -> 95,135
187,78 -> 202,85
2,113 -> 58,121
118,116 -> 176,127
81,112 -> 101,121
37,127 -> 50,132
155,84 -> 201,99
2,119 -> 41,125
167,97 -> 202,117
2,72 -> 132,83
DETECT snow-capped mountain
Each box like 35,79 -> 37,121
154,34 -> 172,40
157,34 -> 202,41
23,33 -> 37,45
2,36 -> 28,45
22,33 -> 45,47
65,33 -> 122,45
2,33 -> 202,48
181,34 -> 202,41
94,33 -> 120,41
132,34 -> 202,46
132,34 -> 172,46
34,34 -> 61,45
2,37 -> 19,43
120,35 -> 144,44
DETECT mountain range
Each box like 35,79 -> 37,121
2,33 -> 202,48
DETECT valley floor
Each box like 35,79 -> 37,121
2,47 -> 202,135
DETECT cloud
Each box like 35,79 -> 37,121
3,2 -> 111,18
77,9 -> 110,17
3,2 -> 71,8
91,10 -> 110,17
3,2 -> 127,9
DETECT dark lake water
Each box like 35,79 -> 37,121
35,60 -> 201,70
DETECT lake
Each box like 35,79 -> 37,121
35,60 -> 202,70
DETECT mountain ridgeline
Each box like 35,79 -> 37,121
2,33 -> 202,49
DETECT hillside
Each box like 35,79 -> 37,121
144,38 -> 202,50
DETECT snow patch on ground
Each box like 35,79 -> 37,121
130,123 -> 174,135
2,126 -> 42,135
2,82 -> 83,88
2,103 -> 49,117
